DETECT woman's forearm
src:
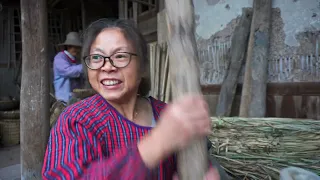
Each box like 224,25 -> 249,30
137,130 -> 168,169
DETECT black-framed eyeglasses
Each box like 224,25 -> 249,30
83,52 -> 137,70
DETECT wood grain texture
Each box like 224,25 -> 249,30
216,9 -> 252,117
20,0 -> 50,178
239,0 -> 272,117
164,0 -> 208,179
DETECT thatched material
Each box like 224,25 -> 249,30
209,117 -> 320,180
50,101 -> 66,127
72,88 -> 96,99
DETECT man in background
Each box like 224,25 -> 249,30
53,32 -> 83,105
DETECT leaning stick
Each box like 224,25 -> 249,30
165,0 -> 208,179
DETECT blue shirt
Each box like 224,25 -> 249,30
53,51 -> 83,103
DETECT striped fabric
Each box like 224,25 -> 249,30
42,94 -> 176,180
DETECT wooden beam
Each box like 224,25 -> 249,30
215,8 -> 252,117
133,1 -> 138,24
138,15 -> 157,35
119,0 -> 125,19
49,0 -> 61,8
201,82 -> 320,96
159,0 -> 165,10
157,9 -> 168,44
20,0 -> 50,178
80,0 -> 86,30
129,0 -> 155,7
124,0 -> 128,19
165,0 -> 207,179
239,0 -> 272,117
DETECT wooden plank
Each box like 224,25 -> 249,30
138,15 -> 157,35
119,0 -> 124,19
11,9 -> 16,68
129,0 -> 155,7
159,0 -> 165,10
239,0 -> 272,117
50,0 -> 61,7
165,0 -> 208,179
20,0 -> 50,178
124,0 -> 128,19
133,1 -> 138,24
215,9 -> 252,117
157,9 -> 167,44
7,8 -> 11,68
138,8 -> 157,22
0,10 -> 3,64
201,82 -> 320,96
148,0 -> 152,10
80,0 -> 86,30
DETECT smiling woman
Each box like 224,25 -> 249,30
41,19 -> 225,180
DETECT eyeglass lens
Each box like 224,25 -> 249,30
85,52 -> 132,69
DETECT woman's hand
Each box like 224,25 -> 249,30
138,94 -> 211,168
156,94 -> 211,154
173,167 -> 220,180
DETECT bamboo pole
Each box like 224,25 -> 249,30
160,45 -> 169,102
165,0 -> 207,179
155,44 -> 161,99
149,44 -> 155,97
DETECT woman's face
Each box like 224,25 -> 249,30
88,28 -> 141,102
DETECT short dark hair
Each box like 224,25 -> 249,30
81,18 -> 150,96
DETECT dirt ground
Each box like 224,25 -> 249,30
0,145 -> 20,168
0,145 -> 20,180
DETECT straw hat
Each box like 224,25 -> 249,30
58,32 -> 82,47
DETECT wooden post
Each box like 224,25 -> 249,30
133,2 -> 138,24
119,0 -> 124,19
157,9 -> 168,44
239,0 -> 272,117
124,0 -> 128,19
80,0 -> 86,30
20,0 -> 50,179
165,0 -> 207,179
215,9 -> 252,117
159,0 -> 165,11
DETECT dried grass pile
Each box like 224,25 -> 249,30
208,117 -> 320,180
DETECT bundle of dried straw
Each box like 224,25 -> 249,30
209,117 -> 320,180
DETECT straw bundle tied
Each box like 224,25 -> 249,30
209,117 -> 320,180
